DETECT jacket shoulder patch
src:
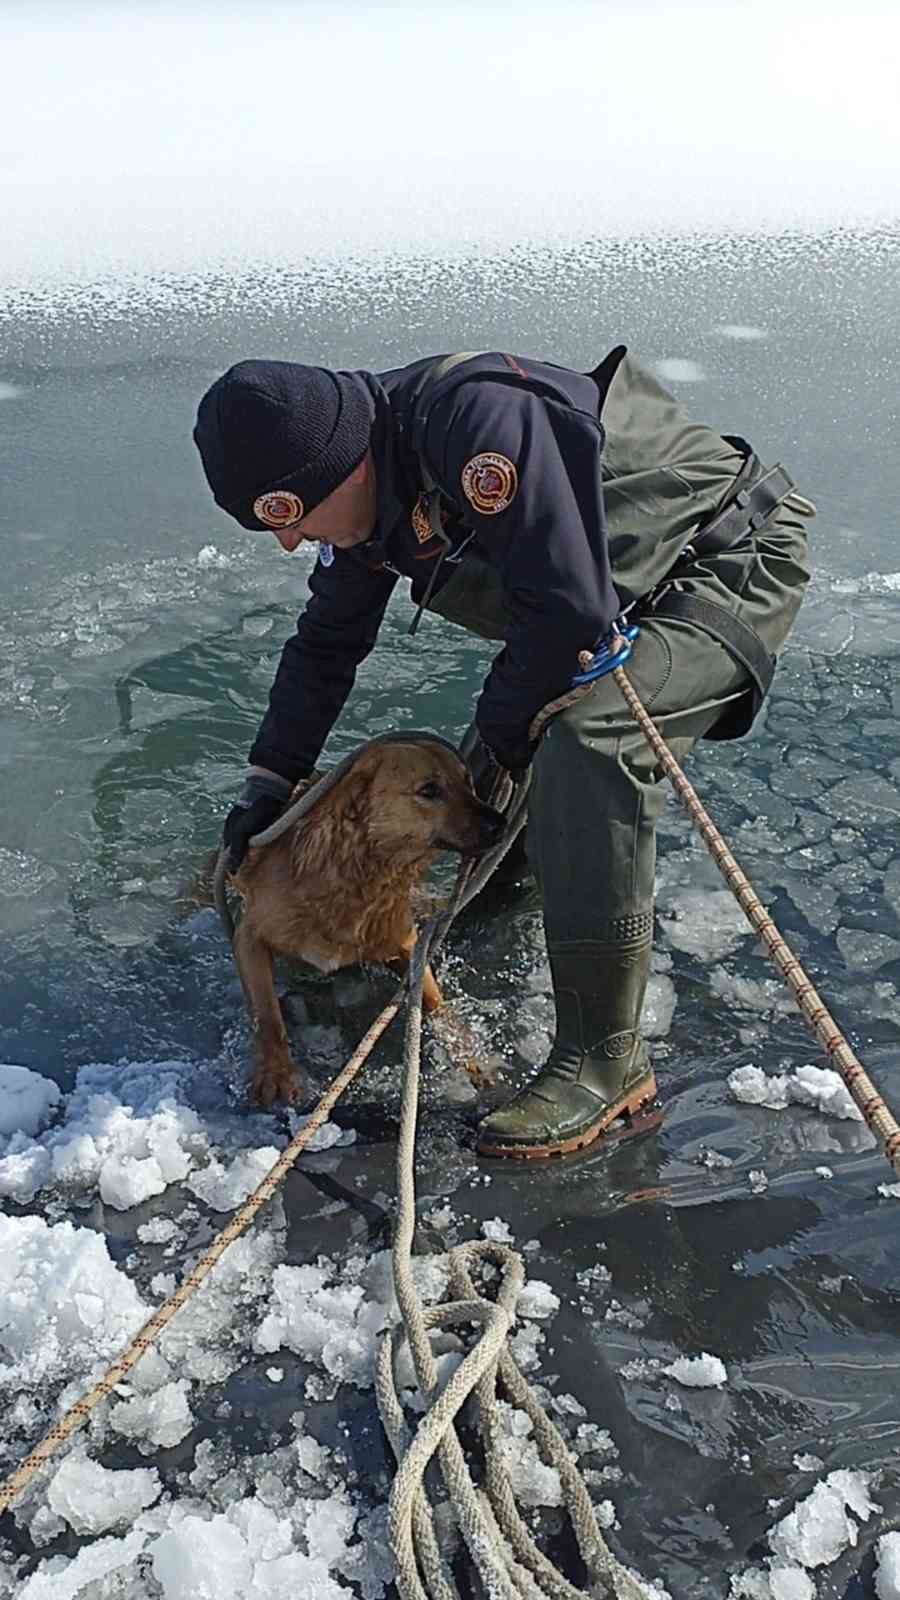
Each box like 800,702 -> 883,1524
461,452 -> 518,515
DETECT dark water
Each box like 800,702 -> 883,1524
1,231 -> 900,1596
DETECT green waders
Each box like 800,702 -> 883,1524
427,508 -> 811,1158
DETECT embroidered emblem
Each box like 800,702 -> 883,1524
318,542 -> 335,567
460,452 -> 518,515
253,490 -> 304,529
411,493 -> 433,545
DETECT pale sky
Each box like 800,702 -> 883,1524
2,0 -> 899,288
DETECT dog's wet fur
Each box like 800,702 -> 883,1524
230,739 -> 505,1106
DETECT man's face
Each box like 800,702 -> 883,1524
267,450 -> 377,553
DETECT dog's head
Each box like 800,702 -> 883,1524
336,739 -> 506,861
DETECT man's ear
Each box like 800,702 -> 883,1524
348,449 -> 372,487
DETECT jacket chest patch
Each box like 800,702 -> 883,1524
461,452 -> 518,515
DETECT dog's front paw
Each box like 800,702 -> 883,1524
252,1057 -> 305,1108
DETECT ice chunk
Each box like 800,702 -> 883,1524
495,1401 -> 562,1507
481,1216 -> 514,1244
152,1513 -> 252,1597
836,927 -> 900,974
876,1532 -> 900,1600
663,1353 -> 727,1388
749,1169 -> 769,1195
47,1449 -> 161,1534
658,889 -> 750,961
109,1378 -> 194,1451
254,1257 -> 392,1388
730,1562 -> 815,1598
17,1530 -> 149,1600
100,1151 -> 168,1208
768,1469 -> 879,1568
516,1280 -> 560,1320
0,1064 -> 60,1137
710,967 -> 797,1019
0,1058 -> 206,1208
137,1217 -> 180,1244
187,1145 -> 281,1210
728,1064 -> 862,1122
643,971 -> 676,1038
0,1215 -> 147,1391
878,1182 -> 900,1198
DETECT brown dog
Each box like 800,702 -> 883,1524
229,738 -> 505,1106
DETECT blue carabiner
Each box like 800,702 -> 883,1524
571,620 -> 640,686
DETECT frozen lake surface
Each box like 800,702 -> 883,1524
2,45 -> 900,1580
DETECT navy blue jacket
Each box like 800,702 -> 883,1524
248,352 -> 624,780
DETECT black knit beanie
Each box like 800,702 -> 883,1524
193,360 -> 373,530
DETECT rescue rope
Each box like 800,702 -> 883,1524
526,650 -> 900,1177
5,668 -> 898,1598
375,898 -> 648,1600
610,663 -> 900,1176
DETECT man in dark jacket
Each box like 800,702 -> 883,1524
193,348 -> 812,1158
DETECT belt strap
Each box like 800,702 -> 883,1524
648,591 -> 775,706
689,457 -> 796,563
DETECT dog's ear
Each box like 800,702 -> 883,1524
336,769 -> 372,826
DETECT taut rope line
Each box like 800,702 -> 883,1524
610,662 -> 900,1176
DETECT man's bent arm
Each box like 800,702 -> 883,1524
248,550 -> 397,783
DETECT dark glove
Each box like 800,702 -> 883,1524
223,772 -> 293,872
459,723 -> 529,809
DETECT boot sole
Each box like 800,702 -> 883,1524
476,1073 -> 660,1161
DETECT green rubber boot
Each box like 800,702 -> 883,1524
477,938 -> 658,1159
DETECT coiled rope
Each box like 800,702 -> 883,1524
3,672 -> 899,1596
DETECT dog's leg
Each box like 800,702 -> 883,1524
232,921 -> 309,1107
394,929 -> 444,1013
422,962 -> 444,1014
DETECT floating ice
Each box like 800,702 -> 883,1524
654,358 -> 706,383
482,1217 -> 514,1244
710,967 -> 797,1019
109,1378 -> 195,1452
46,1449 -> 161,1534
137,1217 -> 180,1245
877,1182 -> 900,1198
730,1561 -> 815,1598
768,1469 -> 880,1568
253,1255 -> 393,1388
187,1145 -> 282,1211
663,1353 -> 728,1389
658,888 -> 750,962
516,1280 -> 560,1320
0,1058 -> 206,1206
0,1215 -> 147,1392
0,1063 -> 60,1137
876,1532 -> 900,1600
17,1530 -> 150,1600
496,1401 -> 562,1507
728,1064 -> 863,1122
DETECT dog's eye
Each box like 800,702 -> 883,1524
416,780 -> 444,801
